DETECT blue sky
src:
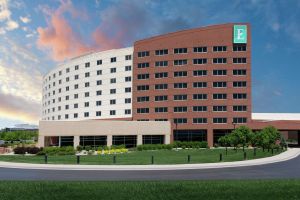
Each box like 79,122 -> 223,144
0,0 -> 300,128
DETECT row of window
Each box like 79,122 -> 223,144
137,58 -> 247,68
45,56 -> 132,82
137,45 -> 247,57
135,118 -> 248,124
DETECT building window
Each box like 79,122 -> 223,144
74,113 -> 78,118
97,60 -> 102,65
213,46 -> 227,52
213,58 -> 227,64
85,92 -> 89,97
193,94 -> 207,100
233,105 -> 247,112
85,62 -> 90,68
137,96 -> 149,102
110,78 -> 116,84
97,80 -> 102,85
84,112 -> 89,117
174,130 -> 207,142
85,82 -> 90,87
110,110 -> 116,115
66,68 -> 70,73
174,83 -> 187,89
59,71 -> 62,76
233,57 -> 247,64
125,98 -> 131,104
125,65 -> 132,71
213,82 -> 227,88
125,109 -> 131,115
193,118 -> 207,124
110,89 -> 116,94
233,117 -> 247,124
66,77 -> 69,82
137,62 -> 149,68
193,58 -> 207,65
65,95 -> 69,100
233,81 -> 247,88
174,106 -> 187,113
137,108 -> 149,113
74,75 -> 79,80
174,94 -> 187,101
193,82 -> 207,88
233,44 -> 247,52
111,57 -> 117,62
213,118 -> 227,124
84,102 -> 89,107
96,111 -> 102,116
155,49 -> 168,55
137,85 -> 149,91
110,99 -> 116,105
213,106 -> 227,112
173,118 -> 187,124
155,107 -> 168,113
174,59 -> 188,66
85,72 -> 90,77
233,93 -> 247,99
137,51 -> 149,57
213,70 -> 227,76
125,76 -> 131,82
155,61 -> 168,67
174,71 -> 187,77
143,135 -> 164,144
96,101 -> 102,106
154,119 -> 168,121
233,69 -> 247,76
193,46 -> 207,53
125,87 -> 131,93
137,74 -> 150,80
74,94 -> 78,99
155,95 -> 168,102
125,55 -> 132,60
155,72 -> 168,78
174,48 -> 187,54
213,93 -> 227,100
113,135 -> 137,148
110,68 -> 116,73
97,70 -> 102,75
75,65 -> 79,70
193,106 -> 207,112
193,70 -> 207,76
66,86 -> 69,91
65,114 -> 69,119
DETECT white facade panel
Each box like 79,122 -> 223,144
252,113 -> 300,121
42,47 -> 133,121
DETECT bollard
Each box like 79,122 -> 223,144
187,155 -> 191,163
77,155 -> 80,164
254,148 -> 256,157
44,154 -> 48,164
244,152 -> 247,160
219,153 -> 222,162
151,155 -> 154,164
113,155 -> 116,164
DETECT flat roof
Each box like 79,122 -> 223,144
252,113 -> 300,121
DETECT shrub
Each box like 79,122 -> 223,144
76,145 -> 83,151
13,147 -> 42,154
41,146 -> 75,155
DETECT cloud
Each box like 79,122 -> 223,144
5,19 -> 18,30
0,0 -> 19,33
20,15 -> 30,23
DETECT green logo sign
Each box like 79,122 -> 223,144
233,25 -> 247,43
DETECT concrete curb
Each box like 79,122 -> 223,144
0,148 -> 299,171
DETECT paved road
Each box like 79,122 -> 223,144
0,155 -> 300,180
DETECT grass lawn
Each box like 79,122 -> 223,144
0,148 -> 283,165
0,180 -> 299,200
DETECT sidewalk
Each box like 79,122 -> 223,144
0,148 -> 299,171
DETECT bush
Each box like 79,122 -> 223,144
136,144 -> 180,151
41,146 -> 75,155
76,145 -> 83,151
13,147 -> 42,154
173,141 -> 208,149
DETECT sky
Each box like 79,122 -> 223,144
0,0 -> 300,128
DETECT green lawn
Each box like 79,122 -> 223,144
0,148 -> 282,165
0,180 -> 299,200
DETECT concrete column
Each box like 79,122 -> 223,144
207,129 -> 214,147
73,136 -> 80,149
107,135 -> 112,146
59,136 -> 61,147
137,134 -> 143,145
37,136 -> 45,147
165,135 -> 171,144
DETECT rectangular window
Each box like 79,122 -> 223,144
96,101 -> 102,106
97,80 -> 102,85
110,110 -> 116,115
137,85 -> 149,91
74,113 -> 78,118
213,46 -> 227,52
110,78 -> 116,84
85,82 -> 90,87
193,82 -> 207,88
174,48 -> 187,54
233,69 -> 247,76
155,84 -> 168,90
213,82 -> 227,88
233,105 -> 247,112
233,93 -> 247,99
85,92 -> 89,97
213,118 -> 227,124
233,81 -> 247,88
213,93 -> 227,100
155,61 -> 168,67
174,59 -> 188,66
155,72 -> 168,78
85,62 -> 90,68
233,44 -> 247,52
174,94 -> 187,101
75,65 -> 79,70
125,76 -> 131,82
193,118 -> 207,124
137,63 -> 149,68
111,57 -> 117,62
85,72 -> 90,77
233,57 -> 247,63
174,106 -> 187,113
193,58 -> 207,65
74,75 -> 79,80
193,106 -> 207,112
213,70 -> 227,76
137,51 -> 149,57
174,83 -> 187,89
213,58 -> 227,64
174,71 -> 187,77
110,68 -> 116,73
155,95 -> 168,101
137,96 -> 150,102
66,68 -> 70,73
96,111 -> 102,116
125,87 -> 131,93
125,65 -> 132,71
125,109 -> 131,115
97,70 -> 102,75
193,94 -> 207,100
233,117 -> 247,124
74,103 -> 78,108
155,49 -> 168,56
155,107 -> 168,113
84,102 -> 89,107
193,46 -> 207,53
125,55 -> 132,60
137,108 -> 149,113
110,99 -> 116,105
173,118 -> 187,124
213,106 -> 227,112
193,70 -> 207,76
110,89 -> 116,94
137,74 -> 150,80
97,60 -> 102,65
125,98 -> 131,104
66,77 -> 70,82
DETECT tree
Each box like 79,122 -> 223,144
259,126 -> 281,149
230,126 -> 253,151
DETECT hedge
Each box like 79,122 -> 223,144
37,146 -> 75,155
13,147 -> 42,154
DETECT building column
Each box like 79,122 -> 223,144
37,136 -> 45,147
137,134 -> 143,145
73,136 -> 80,149
58,136 -> 61,147
107,135 -> 112,146
207,129 -> 213,148
165,134 -> 171,144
